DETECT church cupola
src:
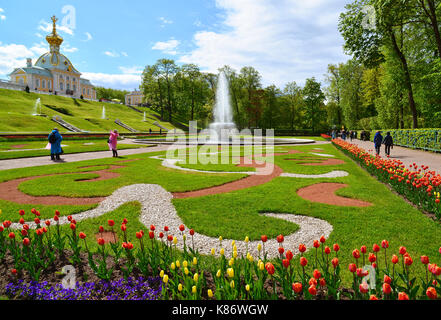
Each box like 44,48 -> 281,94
45,15 -> 64,54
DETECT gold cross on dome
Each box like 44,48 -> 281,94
51,15 -> 58,24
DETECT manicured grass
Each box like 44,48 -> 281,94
1,141 -> 441,287
0,88 -> 175,133
0,139 -> 151,160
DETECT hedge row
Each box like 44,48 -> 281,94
356,129 -> 441,152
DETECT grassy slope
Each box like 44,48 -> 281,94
0,89 -> 175,133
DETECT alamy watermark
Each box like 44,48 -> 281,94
361,5 -> 377,31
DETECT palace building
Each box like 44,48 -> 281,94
8,16 -> 96,100
125,90 -> 145,106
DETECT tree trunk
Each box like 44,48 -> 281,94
390,29 -> 418,128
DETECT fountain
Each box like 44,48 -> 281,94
102,106 -> 106,119
143,111 -> 146,122
208,71 -> 237,142
32,98 -> 43,116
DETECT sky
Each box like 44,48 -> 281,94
0,0 -> 352,91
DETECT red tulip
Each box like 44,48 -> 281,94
381,240 -> 389,249
179,224 -> 185,232
359,282 -> 369,294
8,232 -> 15,239
427,287 -> 437,299
189,229 -> 195,236
164,226 -> 169,232
54,215 -> 59,222
149,231 -> 154,239
99,226 -> 104,233
150,225 -> 155,231
278,247 -> 285,255
122,218 -> 128,225
108,220 -> 115,227
352,249 -> 361,259
421,256 -> 429,265
45,220 -> 51,226
360,245 -> 367,254
34,218 -> 40,225
348,263 -> 357,273
308,285 -> 317,296
70,223 -> 76,230
373,244 -> 380,252
79,232 -> 86,239
324,246 -> 331,255
136,231 -> 143,239
398,292 -> 409,300
331,257 -> 339,268
399,246 -> 407,255
404,256 -> 413,266
23,238 -> 30,246
97,238 -> 105,246
282,259 -> 290,268
55,210 -> 60,216
369,295 -> 378,300
21,229 -> 28,236
292,282 -> 302,294
299,243 -> 306,253
121,224 -> 127,232
277,234 -> 284,243
261,235 -> 268,243
383,275 -> 392,284
382,283 -> 391,295
159,232 -> 164,238
67,215 -> 72,221
286,250 -> 293,261
167,235 -> 173,242
320,236 -> 326,243
300,257 -> 308,267
313,269 -> 321,279
265,262 -> 275,275
11,269 -> 17,276
368,253 -> 376,263
19,218 -> 25,225
19,210 -> 25,216
313,240 -> 320,248
391,254 -> 399,264
333,243 -> 340,252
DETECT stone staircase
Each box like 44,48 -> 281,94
51,116 -> 84,132
115,119 -> 138,132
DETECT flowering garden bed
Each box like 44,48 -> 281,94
332,139 -> 441,219
1,210 -> 441,300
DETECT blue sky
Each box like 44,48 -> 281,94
0,0 -> 352,90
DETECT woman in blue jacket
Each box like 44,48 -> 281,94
373,131 -> 383,156
48,128 -> 63,161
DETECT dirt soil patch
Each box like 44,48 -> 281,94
297,183 -> 372,207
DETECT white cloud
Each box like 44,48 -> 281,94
152,39 -> 180,55
63,44 -> 78,53
159,16 -> 173,27
0,42 -> 44,76
0,8 -> 5,20
83,32 -> 93,42
38,20 -> 74,36
81,72 -> 141,90
179,0 -> 351,87
119,66 -> 143,75
121,52 -> 128,57
104,51 -> 120,58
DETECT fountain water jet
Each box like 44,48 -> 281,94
33,98 -> 42,116
208,71 -> 237,142
102,106 -> 106,119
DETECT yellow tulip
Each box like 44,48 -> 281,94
192,285 -> 197,294
245,236 -> 249,243
160,270 -> 164,278
193,273 -> 199,283
245,284 -> 250,292
220,248 -> 225,256
257,244 -> 262,252
227,268 -> 234,278
163,274 -> 169,283
230,280 -> 235,289
178,283 -> 183,292
176,260 -> 181,268
232,240 -> 236,247
211,248 -> 215,255
207,289 -> 213,298
216,269 -> 221,278
219,236 -> 223,242
183,260 -> 188,268
233,251 -> 238,259
184,267 -> 189,275
183,234 -> 187,241
229,258 -> 234,266
193,257 -> 198,265
170,262 -> 176,270
259,261 -> 264,271
173,237 -> 178,245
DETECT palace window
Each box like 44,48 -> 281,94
42,80 -> 46,89
35,79 -> 40,88
60,82 -> 64,90
73,85 -> 76,92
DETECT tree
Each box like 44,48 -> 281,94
303,78 -> 325,133
282,82 -> 303,132
156,59 -> 178,122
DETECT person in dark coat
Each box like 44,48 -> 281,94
383,132 -> 394,156
373,131 -> 383,156
48,128 -> 63,161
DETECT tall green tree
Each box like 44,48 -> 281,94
303,77 -> 325,133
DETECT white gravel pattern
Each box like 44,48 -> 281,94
280,171 -> 349,179
10,184 -> 333,258
310,153 -> 335,158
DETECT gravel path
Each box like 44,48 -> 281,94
10,184 -> 332,258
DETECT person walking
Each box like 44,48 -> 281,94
108,129 -> 119,157
48,128 -> 63,161
383,132 -> 394,156
373,131 -> 383,156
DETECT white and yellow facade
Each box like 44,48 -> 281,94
9,16 -> 96,100
125,90 -> 144,106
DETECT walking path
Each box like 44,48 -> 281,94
344,138 -> 441,173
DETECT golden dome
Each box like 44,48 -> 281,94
46,16 -> 63,48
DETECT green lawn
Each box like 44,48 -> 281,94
1,142 -> 440,286
0,139 -> 152,160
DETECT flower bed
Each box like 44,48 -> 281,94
1,209 -> 441,300
333,139 -> 441,218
